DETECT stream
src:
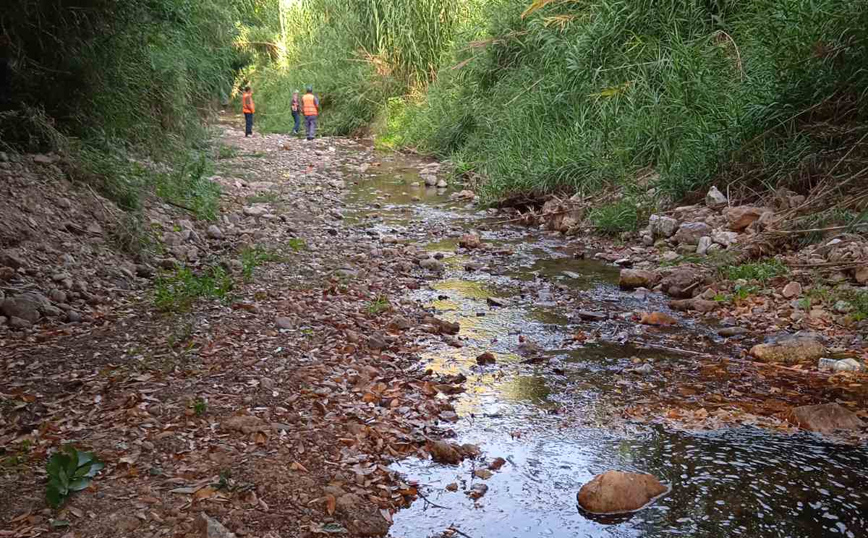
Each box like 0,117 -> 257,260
344,153 -> 868,538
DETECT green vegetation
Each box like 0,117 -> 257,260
192,397 -> 208,416
721,258 -> 789,283
287,238 -> 308,252
365,295 -> 392,315
240,0 -> 868,204
218,145 -> 240,160
588,200 -> 640,235
240,245 -> 283,280
154,266 -> 234,312
46,446 -> 104,508
247,192 -> 281,204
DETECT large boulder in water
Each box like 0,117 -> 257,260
750,336 -> 824,365
788,403 -> 863,434
577,471 -> 668,514
619,269 -> 660,290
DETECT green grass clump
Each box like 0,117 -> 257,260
240,246 -> 284,281
287,238 -> 308,252
154,266 -> 234,312
218,145 -> 240,160
247,192 -> 280,204
836,289 -> 868,322
588,200 -> 640,235
721,258 -> 789,283
365,296 -> 392,315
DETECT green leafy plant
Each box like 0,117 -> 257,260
588,200 -> 640,235
365,295 -> 392,315
217,144 -> 239,160
46,446 -> 104,508
240,246 -> 283,281
287,238 -> 308,252
154,266 -> 234,312
721,259 -> 789,283
192,397 -> 208,416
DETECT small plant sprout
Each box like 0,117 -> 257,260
46,446 -> 104,508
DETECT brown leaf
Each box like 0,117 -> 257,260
290,462 -> 309,473
325,494 -> 336,515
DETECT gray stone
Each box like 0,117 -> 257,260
718,326 -> 748,337
696,236 -> 712,255
276,317 -> 293,330
0,316 -> 6,326
420,258 -> 445,272
0,292 -> 50,322
712,230 -> 739,247
49,289 -> 67,303
577,310 -> 607,321
8,316 -> 32,329
436,179 -> 448,188
0,249 -> 26,269
782,281 -> 802,299
67,310 -> 82,323
705,186 -> 728,209
243,205 -> 267,217
673,222 -> 712,245
619,269 -> 660,290
788,403 -> 863,434
648,215 -> 679,238
833,300 -> 852,314
750,337 -> 825,365
197,513 -> 237,538
206,225 -> 224,239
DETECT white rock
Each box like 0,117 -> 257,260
705,186 -> 727,208
712,230 -> 739,247
648,215 -> 678,238
696,236 -> 712,255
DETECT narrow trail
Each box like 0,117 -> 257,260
2,120 -> 867,538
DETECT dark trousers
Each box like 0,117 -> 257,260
305,116 -> 318,140
244,113 -> 254,136
292,111 -> 301,134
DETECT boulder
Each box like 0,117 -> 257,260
648,215 -> 678,238
782,281 -> 802,299
673,222 -> 712,245
854,267 -> 868,285
705,186 -> 727,209
788,403 -> 863,434
459,233 -> 482,249
0,249 -> 26,269
476,352 -> 496,365
577,471 -> 668,514
725,206 -> 764,232
8,316 -> 32,329
696,236 -> 712,255
197,513 -> 236,538
206,225 -> 224,239
712,230 -> 739,247
419,258 -> 445,272
750,337 -> 825,365
618,269 -> 660,290
660,270 -> 700,299
639,312 -> 678,326
1,292 -> 51,323
428,440 -> 463,464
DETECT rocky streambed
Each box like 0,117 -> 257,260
342,151 -> 868,538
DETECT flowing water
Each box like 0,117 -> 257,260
345,153 -> 868,538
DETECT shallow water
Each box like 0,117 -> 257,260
346,153 -> 868,538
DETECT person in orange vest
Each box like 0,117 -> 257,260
242,86 -> 255,137
301,85 -> 320,141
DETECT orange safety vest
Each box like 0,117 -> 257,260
242,92 -> 255,114
302,93 -> 318,116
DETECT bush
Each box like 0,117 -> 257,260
588,200 -> 640,235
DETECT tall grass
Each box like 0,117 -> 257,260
382,0 -> 868,202
251,0 -> 468,136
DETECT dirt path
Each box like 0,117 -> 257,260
1,122 -> 462,537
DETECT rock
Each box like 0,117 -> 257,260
788,403 -> 864,434
446,483 -> 459,491
0,316 -> 6,326
717,326 -> 748,337
782,281 -> 802,299
696,236 -> 712,255
577,471 -> 668,514
673,222 -> 712,245
725,206 -> 764,232
577,310 -> 607,321
389,315 -> 412,331
705,186 -> 727,209
0,292 -> 50,323
8,316 -> 32,329
648,215 -> 678,238
276,317 -> 292,330
854,266 -> 868,285
423,174 -> 438,187
0,267 -> 15,281
661,251 -> 679,262
833,300 -> 852,314
49,290 -> 67,303
459,233 -> 482,249
197,513 -> 237,538
632,363 -> 654,375
486,297 -> 506,307
669,298 -> 717,312
476,352 -> 496,365
424,316 -> 460,335
660,270 -> 700,299
451,190 -> 476,201
750,337 -> 825,365
206,225 -> 224,239
618,269 -> 660,290
819,358 -> 865,373
428,440 -> 463,464
367,333 -> 388,351
436,179 -> 448,188
639,312 -> 678,326
136,264 -> 155,278
67,310 -> 82,323
222,415 -> 268,434
467,483 -> 488,500
0,249 -> 26,269
419,258 -> 445,272
712,230 -> 738,247
243,206 -> 267,217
